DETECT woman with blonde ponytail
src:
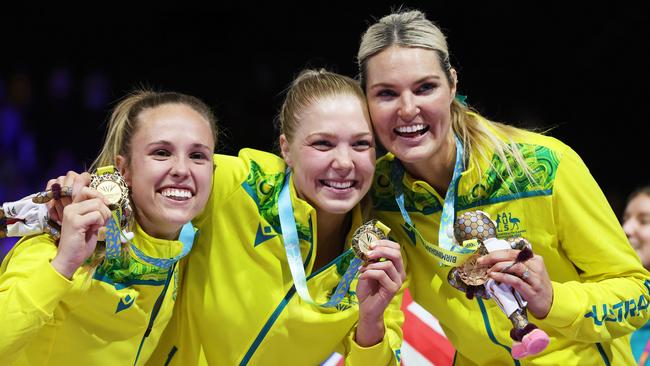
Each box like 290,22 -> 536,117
0,90 -> 217,365
359,9 -> 649,364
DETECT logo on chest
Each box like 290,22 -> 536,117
494,211 -> 526,238
115,294 -> 137,313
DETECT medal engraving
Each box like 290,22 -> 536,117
351,220 -> 387,262
90,168 -> 130,212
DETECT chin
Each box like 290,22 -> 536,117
317,199 -> 359,216
393,145 -> 434,164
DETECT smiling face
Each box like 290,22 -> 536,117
365,46 -> 457,165
117,103 -> 214,240
623,193 -> 650,269
280,94 -> 375,215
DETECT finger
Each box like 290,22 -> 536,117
361,260 -> 402,285
72,172 -> 92,198
64,198 -> 112,224
488,270 -> 535,299
477,249 -> 520,267
365,246 -> 405,277
74,211 -> 109,233
370,239 -> 400,251
359,269 -> 401,295
73,187 -> 111,206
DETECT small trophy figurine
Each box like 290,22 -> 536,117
448,211 -> 550,359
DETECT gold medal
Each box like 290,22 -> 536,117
351,219 -> 389,262
90,166 -> 129,211
452,211 -> 496,286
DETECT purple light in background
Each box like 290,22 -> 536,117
17,134 -> 37,173
48,68 -> 72,100
0,106 -> 22,148
83,72 -> 109,111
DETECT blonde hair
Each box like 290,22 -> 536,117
358,9 -> 536,185
278,69 -> 367,143
84,89 -> 218,273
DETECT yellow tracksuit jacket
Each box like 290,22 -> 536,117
371,114 -> 650,365
148,148 -> 404,365
0,222 -> 186,365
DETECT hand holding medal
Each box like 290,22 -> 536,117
352,220 -> 407,347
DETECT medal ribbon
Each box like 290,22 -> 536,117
391,135 -> 477,267
278,171 -> 361,307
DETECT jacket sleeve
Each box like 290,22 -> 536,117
343,247 -> 407,365
0,235 -> 74,361
536,146 -> 650,341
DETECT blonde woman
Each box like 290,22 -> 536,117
358,9 -> 650,364
0,90 -> 216,365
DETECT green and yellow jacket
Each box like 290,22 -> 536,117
148,149 -> 404,366
0,223 -> 184,365
371,113 -> 650,365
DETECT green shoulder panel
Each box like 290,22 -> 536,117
241,160 -> 311,241
371,157 -> 442,215
457,143 -> 559,209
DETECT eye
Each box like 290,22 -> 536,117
190,152 -> 209,161
152,149 -> 171,158
352,139 -> 373,150
416,82 -> 437,94
311,140 -> 334,151
376,89 -> 397,98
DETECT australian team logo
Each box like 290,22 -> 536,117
494,211 -> 526,238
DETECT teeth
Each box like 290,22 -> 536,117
161,188 -> 192,199
323,180 -> 354,189
395,124 -> 427,134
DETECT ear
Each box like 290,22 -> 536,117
115,155 -> 132,186
450,68 -> 458,99
279,134 -> 293,167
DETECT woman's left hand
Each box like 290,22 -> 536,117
478,249 -> 553,319
355,239 -> 405,346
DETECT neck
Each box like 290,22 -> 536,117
402,139 -> 457,196
314,210 -> 351,270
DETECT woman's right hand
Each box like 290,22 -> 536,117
50,187 -> 112,279
45,171 -> 92,225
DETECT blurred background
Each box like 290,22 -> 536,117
1,2 -> 648,258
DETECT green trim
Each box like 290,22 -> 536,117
458,189 -> 553,211
596,343 -> 611,365
476,297 -> 520,366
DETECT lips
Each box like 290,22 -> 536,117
320,180 -> 356,190
159,187 -> 194,201
394,123 -> 430,138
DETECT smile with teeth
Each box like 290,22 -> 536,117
160,187 -> 193,201
394,123 -> 430,137
321,180 -> 356,189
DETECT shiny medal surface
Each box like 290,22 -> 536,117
90,167 -> 129,211
453,211 -> 496,286
351,220 -> 387,262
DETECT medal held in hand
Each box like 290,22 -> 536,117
452,211 -> 495,286
90,167 -> 130,212
351,219 -> 389,262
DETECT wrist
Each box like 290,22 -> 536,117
355,314 -> 385,347
51,255 -> 80,279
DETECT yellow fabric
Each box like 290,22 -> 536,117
0,222 -> 185,365
148,149 -> 404,365
371,114 -> 650,365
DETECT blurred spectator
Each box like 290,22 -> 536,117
623,186 -> 650,365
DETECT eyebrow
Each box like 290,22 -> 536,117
307,131 -> 372,139
369,75 -> 442,90
146,140 -> 212,150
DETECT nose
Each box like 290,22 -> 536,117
170,156 -> 190,178
398,92 -> 419,121
331,146 -> 354,172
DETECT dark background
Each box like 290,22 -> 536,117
1,2 -> 648,256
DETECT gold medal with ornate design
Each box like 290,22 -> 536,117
351,219 -> 388,262
452,211 -> 496,286
90,167 -> 129,212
